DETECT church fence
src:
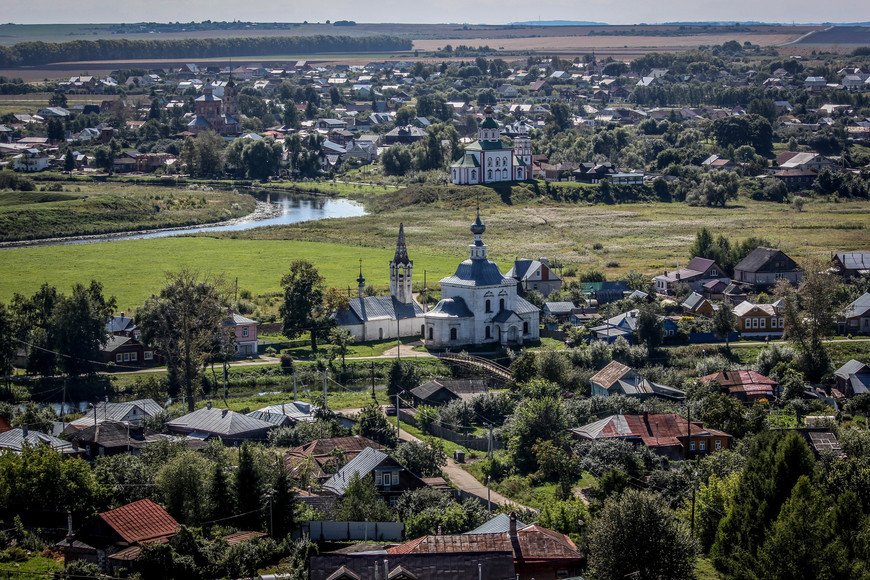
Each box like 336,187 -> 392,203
398,409 -> 502,452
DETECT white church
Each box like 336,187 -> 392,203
450,106 -> 532,185
424,211 -> 540,348
332,225 -> 426,341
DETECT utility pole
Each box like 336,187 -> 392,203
293,366 -> 297,400
371,361 -> 376,401
488,423 -> 494,460
396,392 -> 400,441
61,378 -> 67,432
691,470 -> 698,541
487,475 -> 492,512
323,368 -> 328,411
396,318 -> 401,360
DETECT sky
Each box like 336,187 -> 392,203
3,0 -> 868,26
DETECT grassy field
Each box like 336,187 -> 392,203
0,182 -> 255,242
2,189 -> 868,311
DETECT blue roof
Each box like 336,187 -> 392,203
427,297 -> 474,318
441,259 -> 513,287
465,513 -> 527,534
323,447 -> 390,495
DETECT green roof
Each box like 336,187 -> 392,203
451,154 -> 480,168
480,117 -> 499,129
466,140 -> 510,151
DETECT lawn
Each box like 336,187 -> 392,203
0,555 -> 63,577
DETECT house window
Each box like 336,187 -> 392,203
242,326 -> 249,338
752,318 -> 759,328
99,447 -> 105,457
116,354 -> 123,363
486,326 -> 491,339
375,472 -> 383,486
123,352 -> 130,362
760,318 -> 766,329
130,352 -> 138,362
389,496 -> 398,507
144,351 -> 153,361
485,299 -> 492,313
699,441 -> 706,451
450,328 -> 457,340
715,440 -> 722,450
392,472 -> 399,485
379,328 -> 384,340
690,441 -> 695,451
711,268 -> 718,276
523,322 -> 529,334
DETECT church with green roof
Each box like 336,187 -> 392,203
450,106 -> 531,185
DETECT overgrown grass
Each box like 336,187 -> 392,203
0,182 -> 255,242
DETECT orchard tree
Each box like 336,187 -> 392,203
138,270 -> 226,410
279,260 -> 331,352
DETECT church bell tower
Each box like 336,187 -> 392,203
390,224 -> 413,304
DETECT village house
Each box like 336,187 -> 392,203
223,310 -> 259,356
589,360 -> 685,401
61,499 -> 178,574
733,247 -> 803,287
13,148 -> 51,172
682,292 -> 717,316
506,257 -> 562,297
0,426 -> 74,454
702,370 -> 779,402
734,301 -> 784,337
323,447 -> 451,507
424,212 -> 540,348
100,335 -> 153,367
840,293 -> 870,335
409,378 -> 487,407
285,436 -> 384,485
834,360 -> 870,397
247,401 -> 319,427
589,309 -> 678,344
570,413 -> 732,460
66,421 -> 170,459
64,399 -> 164,431
831,252 -> 870,280
654,257 -> 729,295
165,403 -> 275,444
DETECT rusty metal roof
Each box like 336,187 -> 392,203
572,414 -> 731,449
98,499 -> 178,543
589,360 -> 632,390
388,527 -> 582,562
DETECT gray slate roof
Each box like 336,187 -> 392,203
543,301 -> 576,316
0,428 -> 73,453
68,399 -> 163,429
107,315 -> 136,334
166,407 -> 274,437
427,297 -> 474,319
835,252 -> 870,272
323,447 -> 390,496
835,359 -> 870,380
250,402 -> 318,423
735,247 -> 800,274
441,259 -> 513,287
339,296 -> 424,325
844,293 -> 870,319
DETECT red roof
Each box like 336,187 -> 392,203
702,370 -> 777,398
98,499 -> 178,543
387,527 -> 582,563
575,414 -> 731,449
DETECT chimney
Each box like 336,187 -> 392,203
222,408 -> 228,417
509,511 -> 517,537
120,312 -> 125,318
67,512 -> 73,539
539,257 -> 549,267
206,401 -> 212,410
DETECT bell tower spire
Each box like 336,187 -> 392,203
390,223 -> 413,304
469,207 -> 488,260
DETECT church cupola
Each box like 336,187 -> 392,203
469,208 -> 488,260
390,223 -> 413,304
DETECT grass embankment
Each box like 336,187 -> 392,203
0,182 -> 255,242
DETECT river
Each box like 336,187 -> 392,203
1,192 -> 367,248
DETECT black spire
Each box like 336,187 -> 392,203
394,223 -> 410,264
357,259 -> 365,284
470,206 -> 486,236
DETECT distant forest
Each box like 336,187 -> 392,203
0,35 -> 412,68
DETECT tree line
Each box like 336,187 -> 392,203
0,35 -> 412,68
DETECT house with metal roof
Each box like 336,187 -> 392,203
65,399 -> 164,432
682,292 -> 717,316
834,359 -> 870,398
165,403 -> 274,444
734,247 -> 803,287
702,370 -> 778,402
571,413 -> 731,460
654,257 -> 729,295
223,310 -> 259,356
247,401 -> 319,426
507,257 -> 562,297
323,447 -> 447,506
66,420 -> 170,459
840,292 -> 870,335
0,426 -> 75,454
831,252 -> 870,280
333,224 -> 426,342
286,436 -> 384,483
590,309 -> 678,344
424,211 -> 540,349
589,361 -> 685,401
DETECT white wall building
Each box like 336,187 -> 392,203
450,106 -> 531,185
425,211 -> 539,348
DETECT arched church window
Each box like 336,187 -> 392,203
488,157 -> 492,166
485,326 -> 491,339
523,321 -> 529,334
450,328 -> 457,341
485,299 -> 491,313
471,170 -> 476,180
500,298 -> 505,311
495,157 -> 500,167
428,327 -> 433,340
488,170 -> 493,179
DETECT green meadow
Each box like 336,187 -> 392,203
0,236 -> 469,313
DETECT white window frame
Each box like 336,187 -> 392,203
123,352 -> 130,362
715,440 -> 722,450
690,441 -> 695,451
242,326 -> 249,338
392,472 -> 399,486
130,352 -> 138,361
699,440 -> 706,451
760,318 -> 766,329
116,354 -> 123,363
144,351 -> 153,360
375,472 -> 383,486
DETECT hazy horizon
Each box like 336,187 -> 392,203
3,0 -> 869,28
